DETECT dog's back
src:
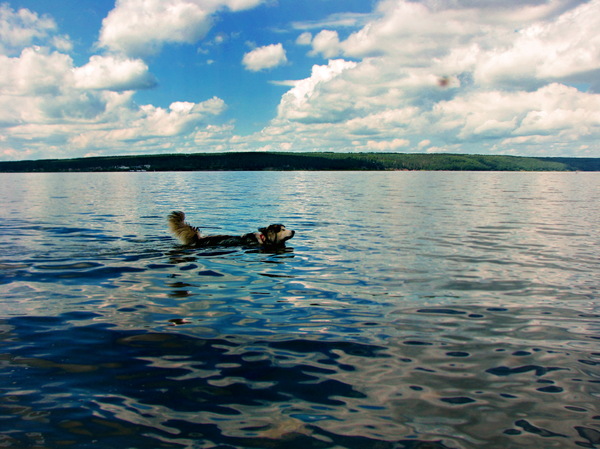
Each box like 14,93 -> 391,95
168,211 -> 200,245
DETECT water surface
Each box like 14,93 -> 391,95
1,171 -> 599,448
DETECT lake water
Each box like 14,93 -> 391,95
1,171 -> 599,449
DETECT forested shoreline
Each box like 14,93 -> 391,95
1,152 -> 598,172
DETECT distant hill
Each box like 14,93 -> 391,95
0,152 -> 598,172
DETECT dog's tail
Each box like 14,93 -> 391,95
168,211 -> 200,245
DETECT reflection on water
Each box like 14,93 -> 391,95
0,171 -> 599,449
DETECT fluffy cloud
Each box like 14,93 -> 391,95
2,85 -> 227,159
3,0 -> 600,160
0,23 -> 227,159
271,0 -> 600,156
432,84 -> 600,139
69,97 -> 226,150
99,0 -> 264,57
0,4 -> 57,54
365,138 -> 410,151
0,47 -> 73,97
242,43 -> 287,71
309,30 -> 341,58
276,59 -> 357,123
73,55 -> 157,91
474,0 -> 600,88
335,0 -> 600,88
292,12 -> 373,33
0,47 -> 122,125
296,32 -> 312,46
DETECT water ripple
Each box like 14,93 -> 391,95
1,171 -> 598,449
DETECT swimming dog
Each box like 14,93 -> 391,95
168,211 -> 295,247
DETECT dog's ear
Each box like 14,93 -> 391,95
258,227 -> 267,234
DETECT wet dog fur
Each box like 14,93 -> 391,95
168,211 -> 294,248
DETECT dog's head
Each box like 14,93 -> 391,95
258,224 -> 295,246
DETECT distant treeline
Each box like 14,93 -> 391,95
1,152 -> 598,172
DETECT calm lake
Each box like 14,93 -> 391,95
1,171 -> 599,449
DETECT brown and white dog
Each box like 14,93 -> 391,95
168,211 -> 295,248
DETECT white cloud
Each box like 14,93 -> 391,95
0,47 -> 75,104
418,139 -> 431,149
0,4 -> 57,54
222,0 -> 264,11
337,0 -> 600,86
366,138 -> 410,151
0,2 -> 236,160
10,94 -> 230,159
99,0 -> 210,57
292,12 -> 374,31
431,83 -> 600,140
244,0 -> 600,156
296,32 -> 312,46
0,42 -> 227,159
269,80 -> 298,87
70,97 -> 227,148
242,43 -> 287,71
474,0 -> 600,87
73,55 -> 157,91
341,0 -> 477,61
51,35 -> 73,53
2,0 -> 600,160
310,30 -> 341,58
194,123 -> 235,151
0,48 -> 153,126
276,59 -> 357,123
99,0 -> 265,57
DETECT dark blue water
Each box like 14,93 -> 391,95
1,171 -> 599,449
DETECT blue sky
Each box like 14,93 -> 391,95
1,0 -> 599,161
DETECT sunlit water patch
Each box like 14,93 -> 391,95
1,171 -> 599,449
